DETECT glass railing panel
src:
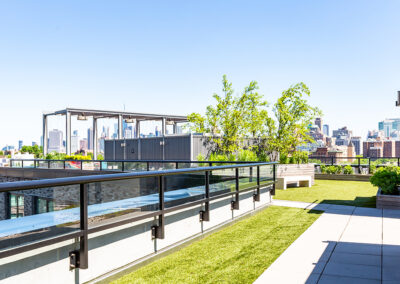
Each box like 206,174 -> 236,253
37,160 -> 50,169
209,168 -> 236,195
100,161 -> 123,171
123,162 -> 147,172
259,164 -> 274,186
49,161 -> 64,169
163,173 -> 205,209
87,177 -> 159,229
0,184 -> 81,252
238,167 -> 256,190
82,161 -> 101,171
64,161 -> 81,170
148,162 -> 175,171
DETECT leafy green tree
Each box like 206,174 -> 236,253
20,145 -> 43,158
188,75 -> 269,154
262,83 -> 321,160
0,150 -> 4,156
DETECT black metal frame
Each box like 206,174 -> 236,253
0,162 -> 277,270
310,156 -> 400,174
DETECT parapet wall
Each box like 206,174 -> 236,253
0,186 -> 272,284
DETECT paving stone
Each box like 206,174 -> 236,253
323,262 -> 381,280
328,251 -> 381,266
334,242 -> 381,256
318,274 -> 380,284
383,265 -> 400,281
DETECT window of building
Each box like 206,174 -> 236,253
9,194 -> 24,219
35,197 -> 54,214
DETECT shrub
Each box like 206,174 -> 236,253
237,149 -> 258,162
369,164 -> 376,174
370,166 -> 400,195
326,165 -> 339,174
343,165 -> 354,175
320,164 -> 327,174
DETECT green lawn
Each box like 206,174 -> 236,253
274,179 -> 377,207
110,206 -> 321,284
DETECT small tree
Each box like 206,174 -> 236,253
188,75 -> 269,154
262,83 -> 321,160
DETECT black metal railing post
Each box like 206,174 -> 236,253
253,166 -> 260,202
231,168 -> 239,210
99,161 -> 102,171
368,158 -> 371,174
175,162 -> 179,169
271,164 -> 276,196
70,183 -> 89,270
331,156 -> 334,166
200,171 -> 210,221
146,161 -> 150,171
249,167 -> 253,183
21,160 -> 24,168
152,176 -> 165,239
122,161 -> 125,172
63,160 -> 66,169
47,160 -> 50,169
79,183 -> 88,268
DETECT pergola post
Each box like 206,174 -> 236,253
66,111 -> 71,155
135,120 -> 140,138
42,114 -> 48,156
173,123 -> 177,134
162,117 -> 166,136
93,117 -> 98,160
118,114 -> 123,139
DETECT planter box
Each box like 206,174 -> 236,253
277,164 -> 315,185
376,188 -> 400,209
315,174 -> 371,182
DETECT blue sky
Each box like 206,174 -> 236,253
1,0 -> 400,146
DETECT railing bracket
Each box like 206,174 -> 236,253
199,210 -> 209,222
253,193 -> 260,202
69,250 -> 81,270
231,200 -> 239,210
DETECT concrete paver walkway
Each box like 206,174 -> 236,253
254,200 -> 400,284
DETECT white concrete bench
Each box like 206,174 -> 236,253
276,175 -> 311,190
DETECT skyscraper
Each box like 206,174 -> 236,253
87,128 -> 93,150
315,118 -> 322,132
323,124 -> 329,136
18,140 -> 23,150
350,136 -> 362,156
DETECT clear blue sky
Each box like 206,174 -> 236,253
1,0 -> 400,146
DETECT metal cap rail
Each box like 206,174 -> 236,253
0,161 -> 277,271
9,159 -> 266,172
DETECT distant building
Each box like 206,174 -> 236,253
87,128 -> 93,150
378,118 -> 400,137
323,124 -> 329,136
363,139 -> 384,157
31,141 -> 37,146
332,127 -> 352,147
383,140 -> 396,157
315,118 -> 322,132
369,146 -> 382,158
71,134 -> 80,154
350,137 -> 362,156
80,139 -> 88,151
18,140 -> 23,150
48,129 -> 63,153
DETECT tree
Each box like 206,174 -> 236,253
262,82 -> 321,160
188,75 -> 269,154
20,145 -> 43,158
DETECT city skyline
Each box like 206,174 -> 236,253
1,1 -> 400,146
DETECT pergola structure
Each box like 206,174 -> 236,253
43,108 -> 188,159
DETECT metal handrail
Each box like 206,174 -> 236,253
0,162 -> 277,270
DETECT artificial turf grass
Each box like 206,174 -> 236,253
274,179 -> 377,208
111,206 -> 321,284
